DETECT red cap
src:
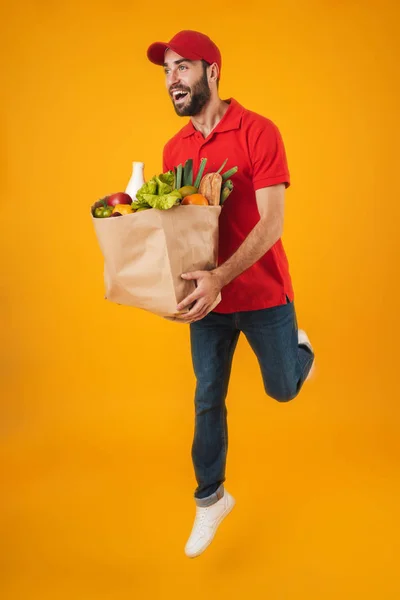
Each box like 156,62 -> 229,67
147,30 -> 221,79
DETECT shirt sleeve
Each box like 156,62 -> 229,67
250,120 -> 290,190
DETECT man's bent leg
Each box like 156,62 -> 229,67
240,298 -> 314,402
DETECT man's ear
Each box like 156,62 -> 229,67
209,62 -> 219,84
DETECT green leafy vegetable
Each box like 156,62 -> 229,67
142,193 -> 181,210
155,176 -> 173,196
133,196 -> 152,209
135,170 -> 176,209
136,179 -> 157,202
158,171 -> 175,187
169,190 -> 182,199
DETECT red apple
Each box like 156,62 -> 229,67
107,192 -> 132,207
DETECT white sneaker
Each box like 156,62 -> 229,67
298,329 -> 315,381
184,490 -> 236,558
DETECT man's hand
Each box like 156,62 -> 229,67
173,185 -> 286,324
174,270 -> 222,323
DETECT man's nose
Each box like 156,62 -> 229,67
168,70 -> 181,88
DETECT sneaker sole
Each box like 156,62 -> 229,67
185,495 -> 236,558
306,359 -> 316,381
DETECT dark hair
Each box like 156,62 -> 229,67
201,59 -> 220,89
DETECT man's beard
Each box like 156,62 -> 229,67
171,70 -> 211,117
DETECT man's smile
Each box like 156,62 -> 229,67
171,89 -> 190,103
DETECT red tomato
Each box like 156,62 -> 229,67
107,192 -> 132,207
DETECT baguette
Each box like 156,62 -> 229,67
210,173 -> 222,206
199,173 -> 212,204
199,172 -> 222,206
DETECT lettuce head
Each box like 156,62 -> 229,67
133,170 -> 178,209
136,179 -> 157,202
142,193 -> 180,210
159,170 -> 175,187
155,176 -> 173,196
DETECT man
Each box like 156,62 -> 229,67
147,30 -> 315,558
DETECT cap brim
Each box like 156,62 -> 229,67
147,42 -> 169,65
147,42 -> 202,66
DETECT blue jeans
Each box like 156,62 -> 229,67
189,295 -> 315,507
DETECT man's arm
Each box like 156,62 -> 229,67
175,183 -> 286,322
213,183 -> 285,287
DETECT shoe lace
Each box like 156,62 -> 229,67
194,506 -> 209,532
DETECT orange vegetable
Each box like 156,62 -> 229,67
181,194 -> 209,206
112,204 -> 133,215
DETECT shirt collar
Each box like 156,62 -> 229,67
181,98 -> 244,138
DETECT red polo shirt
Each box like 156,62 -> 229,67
163,97 -> 294,313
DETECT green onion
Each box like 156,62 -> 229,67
220,180 -> 234,204
183,159 -> 193,186
216,158 -> 228,174
220,187 -> 233,205
220,180 -> 233,204
222,166 -> 238,181
194,158 -> 208,188
176,164 -> 183,189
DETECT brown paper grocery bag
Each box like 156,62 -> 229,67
92,205 -> 222,318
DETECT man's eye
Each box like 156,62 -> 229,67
179,65 -> 187,71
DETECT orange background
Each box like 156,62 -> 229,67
1,0 -> 399,598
